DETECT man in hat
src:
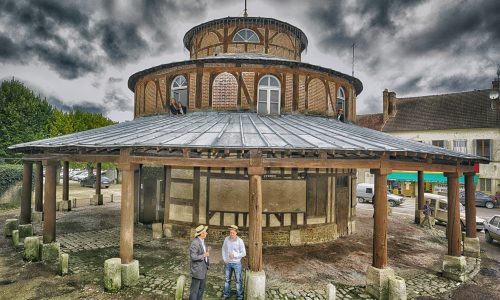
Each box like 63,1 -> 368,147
222,225 -> 246,300
189,224 -> 209,300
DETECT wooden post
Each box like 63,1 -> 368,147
163,166 -> 171,223
34,161 -> 43,212
416,170 -> 425,224
193,167 -> 200,223
445,172 -> 461,257
464,172 -> 477,238
371,168 -> 391,269
248,149 -> 264,272
62,161 -> 69,201
96,162 -> 102,195
20,161 -> 33,224
43,160 -> 58,243
118,158 -> 138,264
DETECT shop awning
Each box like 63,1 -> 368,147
387,171 -> 478,184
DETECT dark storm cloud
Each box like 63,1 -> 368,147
394,76 -> 424,94
0,0 -> 208,79
45,95 -> 107,115
104,88 -> 134,112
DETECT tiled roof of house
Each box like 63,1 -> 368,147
356,113 -> 384,131
383,89 -> 499,132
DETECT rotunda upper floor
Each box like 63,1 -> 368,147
183,17 -> 308,61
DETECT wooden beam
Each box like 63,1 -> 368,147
416,171 -> 424,224
193,167 -> 200,223
20,161 -> 33,224
249,173 -> 263,272
42,160 -> 58,243
371,168 -> 391,269
444,172 -> 461,257
464,172 -> 477,238
62,161 -> 69,201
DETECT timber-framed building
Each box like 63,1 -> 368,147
10,14 -> 487,298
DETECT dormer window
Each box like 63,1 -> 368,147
233,29 -> 260,43
337,87 -> 345,111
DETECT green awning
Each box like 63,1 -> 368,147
387,172 -> 478,184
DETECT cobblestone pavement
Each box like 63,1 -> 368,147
2,199 -> 484,300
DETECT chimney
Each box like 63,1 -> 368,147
383,89 -> 389,123
388,91 -> 397,117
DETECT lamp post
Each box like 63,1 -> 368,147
489,65 -> 500,108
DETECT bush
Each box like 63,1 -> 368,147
0,164 -> 24,197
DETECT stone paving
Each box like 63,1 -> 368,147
19,201 -> 482,299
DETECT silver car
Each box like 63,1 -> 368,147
484,215 -> 500,243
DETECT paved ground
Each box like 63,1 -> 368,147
0,188 -> 499,299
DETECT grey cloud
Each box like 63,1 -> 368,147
97,21 -> 147,65
108,77 -> 123,83
394,76 -> 424,95
104,88 -> 133,112
428,74 -> 492,92
0,35 -> 21,61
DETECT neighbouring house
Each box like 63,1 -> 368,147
357,80 -> 499,197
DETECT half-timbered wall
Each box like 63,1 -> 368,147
134,62 -> 357,121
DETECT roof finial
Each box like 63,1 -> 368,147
244,0 -> 248,17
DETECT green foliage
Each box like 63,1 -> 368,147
0,164 -> 23,197
0,78 -> 116,157
0,202 -> 20,211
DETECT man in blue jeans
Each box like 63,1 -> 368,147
222,225 -> 246,300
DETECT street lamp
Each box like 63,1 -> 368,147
489,65 -> 500,109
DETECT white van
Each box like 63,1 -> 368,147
356,183 -> 405,207
424,193 -> 484,231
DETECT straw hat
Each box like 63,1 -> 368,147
228,225 -> 238,232
194,225 -> 208,237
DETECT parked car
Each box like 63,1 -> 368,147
483,215 -> 500,243
356,183 -> 405,207
80,175 -> 111,188
72,171 -> 88,181
459,191 -> 498,209
424,193 -> 484,231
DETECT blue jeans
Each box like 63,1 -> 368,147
224,262 -> 243,299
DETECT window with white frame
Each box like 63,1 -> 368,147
475,139 -> 491,160
257,75 -> 280,115
479,178 -> 492,192
336,87 -> 345,111
171,75 -> 188,106
233,29 -> 260,43
453,139 -> 467,153
432,140 -> 446,148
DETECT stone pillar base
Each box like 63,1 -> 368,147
442,255 -> 467,282
365,265 -> 394,299
60,200 -> 72,211
289,229 -> 302,246
32,211 -> 43,223
163,223 -> 173,238
4,219 -> 19,237
18,224 -> 33,242
91,194 -> 104,206
41,242 -> 61,262
59,253 -> 69,276
121,259 -> 139,287
12,230 -> 20,248
104,258 -> 122,292
152,223 -> 163,239
388,276 -> 407,300
463,237 -> 480,258
326,283 -> 336,300
175,275 -> 186,300
24,236 -> 41,261
348,220 -> 356,234
245,270 -> 266,300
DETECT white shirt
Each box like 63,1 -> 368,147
198,237 -> 207,262
222,236 -> 246,264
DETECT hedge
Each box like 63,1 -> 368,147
0,164 -> 25,197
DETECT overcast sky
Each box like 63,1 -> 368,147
1,0 -> 499,122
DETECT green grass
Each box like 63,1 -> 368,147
0,202 -> 20,211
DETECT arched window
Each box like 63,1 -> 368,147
233,29 -> 260,43
336,87 -> 345,111
257,75 -> 280,115
171,75 -> 188,107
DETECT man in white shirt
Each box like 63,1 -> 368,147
221,225 -> 246,300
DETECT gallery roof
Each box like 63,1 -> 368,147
9,112 -> 486,164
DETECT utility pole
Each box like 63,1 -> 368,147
352,42 -> 356,77
244,0 -> 248,17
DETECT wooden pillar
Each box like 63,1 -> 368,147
96,163 -> 102,195
371,168 -> 391,269
118,161 -> 139,264
464,172 -> 477,238
34,161 -> 43,212
193,167 -> 200,223
445,172 -> 461,257
20,161 -> 33,224
62,161 -> 69,201
163,166 -> 171,223
248,169 -> 263,272
43,160 -> 58,243
416,170 -> 425,224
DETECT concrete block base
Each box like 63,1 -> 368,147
152,223 -> 163,239
91,194 -> 104,206
245,270 -> 266,300
289,229 -> 302,246
463,237 -> 480,258
104,258 -> 122,292
442,255 -> 467,282
365,266 -> 395,300
121,260 -> 139,287
32,211 -> 43,223
326,283 -> 336,300
12,230 -> 20,248
59,253 -> 69,275
4,219 -> 18,237
163,223 -> 173,238
18,224 -> 33,241
41,242 -> 60,262
175,275 -> 186,300
388,276 -> 407,300
24,236 -> 41,261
